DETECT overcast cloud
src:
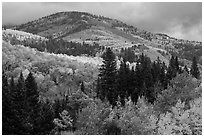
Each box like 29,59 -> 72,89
2,2 -> 202,41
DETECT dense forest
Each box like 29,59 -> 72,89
3,34 -> 102,57
3,33 -> 141,63
2,42 -> 202,134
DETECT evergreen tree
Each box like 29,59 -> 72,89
151,59 -> 162,84
53,99 -> 62,118
38,100 -> 55,134
190,56 -> 200,79
2,74 -> 16,134
25,72 -> 41,134
160,62 -> 168,89
98,48 -> 117,106
167,56 -> 177,81
12,72 -> 30,134
127,66 -> 136,97
184,65 -> 189,74
96,77 -> 101,98
174,56 -> 180,72
134,59 -> 143,97
141,55 -> 154,101
129,66 -> 139,104
117,60 -> 128,106
80,81 -> 85,92
9,76 -> 16,94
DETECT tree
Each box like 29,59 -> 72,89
96,77 -> 101,98
129,66 -> 139,104
155,72 -> 199,113
25,72 -> 41,134
80,81 -> 85,92
38,100 -> 55,134
167,56 -> 176,81
190,56 -> 200,79
2,74 -> 16,134
117,60 -> 129,106
140,54 -> 154,103
11,72 -> 30,134
184,65 -> 189,74
160,62 -> 168,89
98,48 -> 117,106
53,110 -> 73,134
174,56 -> 180,72
134,61 -> 143,98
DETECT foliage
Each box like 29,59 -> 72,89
2,74 -> 17,134
157,97 -> 202,135
110,97 -> 157,135
155,72 -> 201,113
38,100 -> 55,135
53,110 -> 73,132
190,56 -> 200,79
2,28 -> 202,135
98,48 -> 118,106
75,99 -> 112,135
171,42 -> 202,64
74,94 -> 202,135
119,47 -> 137,63
3,31 -> 102,57
2,72 -> 55,135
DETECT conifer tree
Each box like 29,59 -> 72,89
12,72 -> 30,134
134,59 -> 143,97
96,77 -> 101,98
80,81 -> 85,92
167,56 -> 177,81
184,65 -> 189,74
25,72 -> 40,134
98,48 -> 117,106
160,62 -> 168,89
190,56 -> 200,79
9,76 -> 16,94
2,74 -> 15,134
174,56 -> 180,72
128,66 -> 136,98
130,66 -> 139,104
117,60 -> 128,105
142,55 -> 153,100
38,100 -> 55,135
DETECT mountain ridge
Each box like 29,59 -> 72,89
6,11 -> 202,64
14,11 -> 201,43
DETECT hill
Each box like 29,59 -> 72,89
2,11 -> 202,135
14,11 -> 201,64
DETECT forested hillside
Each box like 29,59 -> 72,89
2,11 -> 202,135
2,39 -> 202,134
14,11 -> 202,64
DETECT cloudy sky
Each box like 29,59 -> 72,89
2,2 -> 202,41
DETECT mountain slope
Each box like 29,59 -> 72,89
14,11 -> 201,64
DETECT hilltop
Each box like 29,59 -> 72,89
14,11 -> 201,64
